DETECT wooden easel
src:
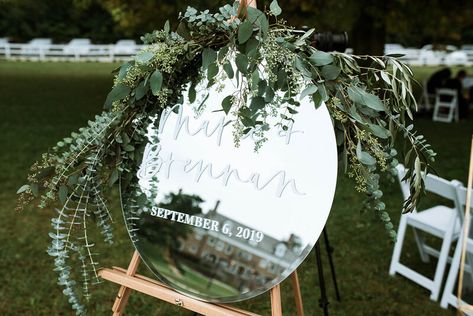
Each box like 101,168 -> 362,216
99,250 -> 305,316
457,137 -> 473,315
99,1 -> 307,314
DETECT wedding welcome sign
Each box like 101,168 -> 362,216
15,1 -> 434,313
121,77 -> 338,302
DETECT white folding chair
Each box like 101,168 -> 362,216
419,79 -> 435,111
389,164 -> 461,301
432,88 -> 459,123
441,184 -> 473,310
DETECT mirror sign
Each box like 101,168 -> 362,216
123,79 -> 338,302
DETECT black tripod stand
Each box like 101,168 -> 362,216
314,227 -> 341,316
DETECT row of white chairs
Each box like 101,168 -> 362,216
390,164 -> 473,311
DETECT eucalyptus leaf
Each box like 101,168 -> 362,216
256,13 -> 269,37
104,84 -> 131,109
287,107 -> 298,114
17,184 -> 30,194
218,45 -> 229,61
356,142 -> 376,165
118,62 -> 132,80
348,105 -> 365,124
368,124 -> 390,139
135,80 -> 148,100
123,144 -> 134,152
30,183 -> 39,197
202,48 -> 217,69
310,51 -> 334,66
164,20 -> 170,33
257,80 -> 267,96
67,175 -> 78,186
36,166 -> 55,180
235,54 -> 248,74
176,22 -> 191,39
238,21 -> 254,44
295,28 -> 315,46
316,83 -> 328,101
363,93 -> 385,112
300,85 -> 318,100
321,65 -> 341,80
207,62 -> 219,81
188,84 -> 197,103
380,71 -> 391,85
150,69 -> 163,95
222,95 -> 233,114
347,86 -> 385,111
108,170 -> 119,187
135,51 -> 154,64
277,69 -> 287,89
294,56 -> 311,77
250,96 -> 265,112
270,0 -> 282,16
245,38 -> 259,59
313,92 -> 323,109
59,185 -> 68,205
265,86 -> 275,103
223,62 -> 234,79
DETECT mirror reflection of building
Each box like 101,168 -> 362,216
175,198 -> 303,292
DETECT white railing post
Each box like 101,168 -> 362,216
39,46 -> 45,61
5,43 -> 11,59
109,44 -> 114,62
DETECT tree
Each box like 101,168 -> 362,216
385,0 -> 473,47
0,0 -> 118,42
1,0 -> 473,52
98,0 -> 230,38
278,0 -> 473,54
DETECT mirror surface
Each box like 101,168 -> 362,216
121,77 -> 338,302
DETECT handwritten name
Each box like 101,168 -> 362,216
138,144 -> 305,198
158,104 -> 304,146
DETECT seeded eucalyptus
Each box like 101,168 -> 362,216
16,1 -> 434,314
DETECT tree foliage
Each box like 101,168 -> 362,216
1,0 -> 473,51
0,0 -> 118,42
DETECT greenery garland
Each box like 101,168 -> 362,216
16,1 -> 435,314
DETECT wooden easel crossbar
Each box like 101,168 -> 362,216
99,251 -> 305,316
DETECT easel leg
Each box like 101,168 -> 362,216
290,270 -> 305,316
315,242 -> 329,316
323,228 -> 341,301
112,251 -> 141,316
270,284 -> 283,316
104,250 -> 304,316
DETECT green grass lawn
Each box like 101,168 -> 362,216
1,61 -> 472,315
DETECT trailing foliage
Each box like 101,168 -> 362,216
16,1 -> 435,314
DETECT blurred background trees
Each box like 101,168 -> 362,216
0,0 -> 473,54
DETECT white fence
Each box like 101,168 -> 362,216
0,43 -> 146,62
1,41 -> 473,66
385,44 -> 473,67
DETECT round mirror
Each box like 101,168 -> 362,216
120,76 -> 338,303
